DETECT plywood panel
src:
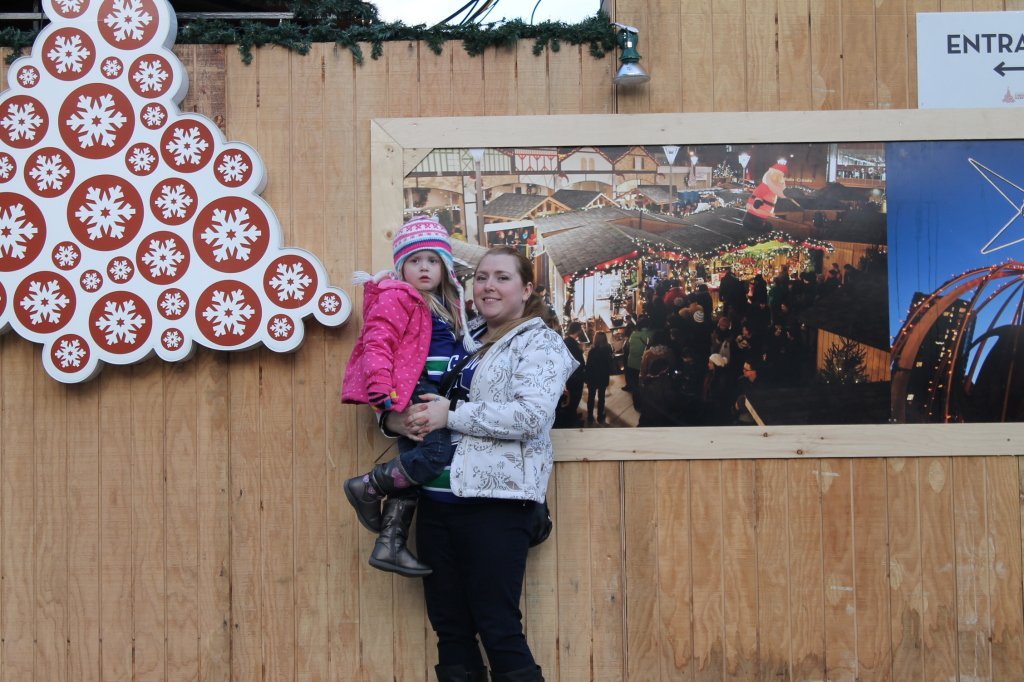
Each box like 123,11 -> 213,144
131,361 -> 166,681
779,0 -> 814,110
681,0 -> 714,112
655,461 -> 692,680
591,462 -> 626,681
919,457 -> 958,681
34,365 -> 68,682
820,458 -> 856,681
746,0 -> 781,112
887,458 -> 924,680
852,458 -> 893,681
721,460 -> 757,679
624,461 -> 662,680
548,45 -> 583,116
555,462 -> 592,680
986,456 -> 1024,680
875,0 -> 910,110
810,0 -> 842,109
755,460 -> 790,680
953,456 -> 992,681
841,0 -> 878,109
517,42 -> 550,115
788,459 -> 826,680
690,460 -> 724,682
712,0 -> 748,112
2,339 -> 35,682
648,0 -> 683,113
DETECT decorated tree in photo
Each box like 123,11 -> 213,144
0,0 -> 351,382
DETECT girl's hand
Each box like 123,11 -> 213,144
415,393 -> 451,433
383,404 -> 428,442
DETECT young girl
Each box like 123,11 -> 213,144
341,216 -> 478,577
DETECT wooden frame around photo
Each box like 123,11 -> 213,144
370,109 -> 1024,461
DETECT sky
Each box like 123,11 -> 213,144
372,0 -> 602,25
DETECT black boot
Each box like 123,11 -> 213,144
344,457 -> 416,533
368,497 -> 432,577
490,665 -> 544,682
434,664 -> 489,681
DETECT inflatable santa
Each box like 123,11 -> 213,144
743,161 -> 788,232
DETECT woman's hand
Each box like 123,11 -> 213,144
416,393 -> 451,433
383,404 -> 430,442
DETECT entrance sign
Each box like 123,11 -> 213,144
0,0 -> 351,383
918,11 -> 1024,108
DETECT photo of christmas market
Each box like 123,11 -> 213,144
405,142 -> 890,427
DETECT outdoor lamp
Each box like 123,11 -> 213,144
612,23 -> 650,86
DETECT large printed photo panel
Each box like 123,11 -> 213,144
371,110 -> 1024,460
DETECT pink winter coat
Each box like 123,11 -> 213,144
340,278 -> 431,413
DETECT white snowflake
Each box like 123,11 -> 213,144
165,126 -> 209,166
19,279 -> 70,325
55,0 -> 84,13
108,259 -> 132,281
162,330 -> 182,349
81,271 -> 102,291
128,146 -> 155,173
153,183 -> 192,220
0,203 -> 39,260
0,157 -> 13,179
202,289 -> 255,337
132,59 -> 168,93
217,154 -> 249,183
1,102 -> 44,142
270,317 -> 292,339
160,291 -> 186,317
268,262 -> 312,302
200,207 -> 261,262
65,93 -> 127,148
28,154 -> 71,192
141,239 -> 184,278
102,0 -> 153,43
102,59 -> 122,77
94,298 -> 146,345
142,105 -> 165,127
320,294 -> 340,313
54,244 -> 79,268
75,184 -> 136,240
47,33 -> 91,74
18,69 -> 38,86
55,338 -> 86,368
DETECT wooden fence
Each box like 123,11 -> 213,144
2,0 -> 1024,679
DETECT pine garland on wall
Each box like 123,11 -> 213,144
2,0 -> 617,65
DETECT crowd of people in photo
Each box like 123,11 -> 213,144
556,254 -> 883,428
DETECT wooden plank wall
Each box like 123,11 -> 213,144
2,0 -> 1024,679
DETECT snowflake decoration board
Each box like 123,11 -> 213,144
0,0 -> 351,383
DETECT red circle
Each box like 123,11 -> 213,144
68,175 -> 143,250
42,28 -> 96,81
161,327 -> 184,351
215,149 -> 254,188
196,280 -> 262,345
0,192 -> 47,272
23,147 -> 76,198
51,0 -> 90,19
137,231 -> 189,285
51,241 -> 82,270
0,152 -> 16,184
267,314 -> 295,341
106,256 -> 134,283
14,271 -> 76,334
157,288 -> 189,320
58,84 -> 134,159
50,333 -> 91,373
140,103 -> 167,130
193,198 -> 270,273
98,0 -> 159,50
80,269 -> 103,292
263,254 -> 318,309
89,291 -> 151,353
0,281 -> 5,316
128,54 -> 172,98
0,95 -> 49,149
16,65 -> 40,88
100,56 -> 123,79
125,143 -> 158,176
160,120 -> 215,173
149,178 -> 197,226
319,291 -> 343,316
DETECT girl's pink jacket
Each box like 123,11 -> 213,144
340,278 -> 431,413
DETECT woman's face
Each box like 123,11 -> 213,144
473,253 -> 533,329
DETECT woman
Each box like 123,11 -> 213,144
386,246 -> 577,682
584,331 -> 614,425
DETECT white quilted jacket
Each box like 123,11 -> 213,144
448,317 -> 578,502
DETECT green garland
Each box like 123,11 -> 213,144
1,1 -> 617,67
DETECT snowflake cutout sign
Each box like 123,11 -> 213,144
0,0 -> 351,382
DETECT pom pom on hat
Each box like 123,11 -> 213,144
392,216 -> 480,352
769,160 -> 788,175
709,353 -> 728,368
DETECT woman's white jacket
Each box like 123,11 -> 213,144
448,317 -> 578,503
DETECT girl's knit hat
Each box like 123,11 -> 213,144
392,216 -> 479,352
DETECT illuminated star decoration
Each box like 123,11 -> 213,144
970,157 -> 1024,255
